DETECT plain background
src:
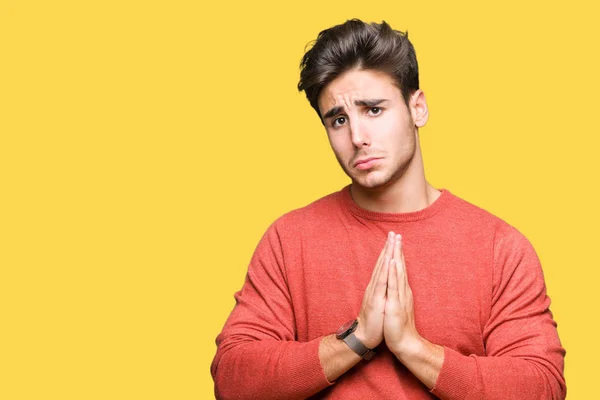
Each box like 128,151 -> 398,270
1,0 -> 598,398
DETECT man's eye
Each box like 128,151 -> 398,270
369,107 -> 382,115
333,116 -> 346,127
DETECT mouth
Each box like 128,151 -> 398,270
354,157 -> 382,170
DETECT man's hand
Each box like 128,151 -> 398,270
382,233 -> 445,389
318,232 -> 396,382
354,231 -> 395,349
320,231 -> 443,387
383,233 -> 422,356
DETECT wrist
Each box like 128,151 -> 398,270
391,335 -> 425,361
336,319 -> 377,361
353,320 -> 379,350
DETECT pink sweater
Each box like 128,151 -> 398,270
211,185 -> 566,399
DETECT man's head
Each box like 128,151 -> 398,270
297,19 -> 429,192
297,19 -> 419,123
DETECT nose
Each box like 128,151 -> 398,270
349,117 -> 370,148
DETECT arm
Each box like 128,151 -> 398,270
211,223 -> 396,399
320,231 -> 397,381
318,334 -> 362,381
210,220 -> 331,400
384,226 -> 566,400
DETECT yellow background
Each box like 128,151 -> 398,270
1,0 -> 598,398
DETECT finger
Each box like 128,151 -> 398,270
401,256 -> 411,299
398,237 -> 410,295
377,232 -> 394,268
367,232 -> 393,294
370,232 -> 392,280
387,258 -> 398,298
393,234 -> 402,269
373,255 -> 390,298
393,235 -> 406,293
385,231 -> 395,260
373,233 -> 395,291
377,232 -> 396,287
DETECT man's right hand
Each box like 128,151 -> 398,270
354,231 -> 395,349
318,231 -> 396,382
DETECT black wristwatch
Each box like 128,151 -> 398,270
335,319 -> 376,361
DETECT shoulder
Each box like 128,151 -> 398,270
452,192 -> 535,257
445,190 -> 529,241
250,189 -> 342,261
446,191 -> 542,285
441,190 -> 539,265
445,190 -> 503,226
450,192 -> 540,273
270,188 -> 343,233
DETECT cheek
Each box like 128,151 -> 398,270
327,132 -> 352,155
370,116 -> 399,143
379,113 -> 412,141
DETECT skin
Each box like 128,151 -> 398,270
316,69 -> 444,388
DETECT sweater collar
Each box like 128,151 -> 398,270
339,183 -> 452,222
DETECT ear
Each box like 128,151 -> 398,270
409,90 -> 429,128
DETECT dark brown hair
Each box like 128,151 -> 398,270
297,19 -> 419,123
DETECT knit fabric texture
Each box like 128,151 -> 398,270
211,185 -> 566,399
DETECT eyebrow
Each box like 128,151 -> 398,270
322,99 -> 388,120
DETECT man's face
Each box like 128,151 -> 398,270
317,69 -> 421,191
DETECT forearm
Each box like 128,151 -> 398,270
430,346 -> 566,400
213,333 -> 366,399
392,336 -> 444,390
212,336 -> 332,400
392,335 -> 564,399
318,334 -> 362,382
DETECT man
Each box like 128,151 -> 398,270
211,19 -> 566,399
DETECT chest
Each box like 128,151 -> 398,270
287,228 -> 492,355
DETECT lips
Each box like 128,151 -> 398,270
354,157 -> 382,171
354,157 -> 381,167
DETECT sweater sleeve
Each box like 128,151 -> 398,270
430,223 -> 566,400
210,219 -> 333,400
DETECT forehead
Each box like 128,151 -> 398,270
318,69 -> 400,113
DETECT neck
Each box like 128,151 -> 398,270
349,136 -> 440,213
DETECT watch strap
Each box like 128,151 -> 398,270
343,332 -> 376,360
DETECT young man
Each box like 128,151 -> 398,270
211,19 -> 566,399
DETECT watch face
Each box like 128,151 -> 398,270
336,319 -> 358,339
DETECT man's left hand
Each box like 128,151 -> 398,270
383,233 -> 423,358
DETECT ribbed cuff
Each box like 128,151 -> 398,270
288,337 -> 334,398
430,346 -> 477,399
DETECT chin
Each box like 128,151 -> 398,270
351,170 -> 393,190
337,157 -> 392,189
